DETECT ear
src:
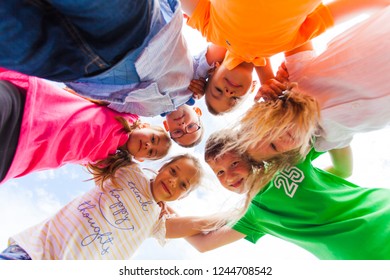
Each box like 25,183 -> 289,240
139,122 -> 150,128
207,62 -> 220,77
163,120 -> 169,131
193,107 -> 202,116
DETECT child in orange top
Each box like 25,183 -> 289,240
182,0 -> 389,114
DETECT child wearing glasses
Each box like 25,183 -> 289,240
163,105 -> 203,148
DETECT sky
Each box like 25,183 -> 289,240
0,11 -> 389,261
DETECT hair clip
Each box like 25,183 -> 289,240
278,90 -> 290,101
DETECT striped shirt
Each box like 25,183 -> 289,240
10,165 -> 166,259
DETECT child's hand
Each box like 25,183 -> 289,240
254,78 -> 287,102
157,201 -> 168,219
275,62 -> 290,84
188,77 -> 206,100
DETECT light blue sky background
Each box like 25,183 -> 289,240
0,12 -> 389,260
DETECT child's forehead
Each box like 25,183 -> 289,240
165,157 -> 196,170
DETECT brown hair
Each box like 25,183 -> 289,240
87,116 -> 171,189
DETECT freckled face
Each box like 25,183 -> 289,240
205,62 -> 253,113
207,152 -> 251,194
151,158 -> 198,202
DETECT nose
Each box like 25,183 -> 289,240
226,170 -> 238,184
224,87 -> 235,97
144,142 -> 150,149
176,119 -> 186,126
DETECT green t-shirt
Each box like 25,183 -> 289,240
233,149 -> 390,259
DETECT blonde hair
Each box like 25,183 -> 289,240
235,88 -> 320,161
87,116 -> 171,189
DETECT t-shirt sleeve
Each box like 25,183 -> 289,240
314,136 -> 353,153
231,208 -> 265,244
192,47 -> 213,79
186,0 -> 210,37
297,3 -> 334,43
151,214 -> 169,246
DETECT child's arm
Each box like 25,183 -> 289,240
205,44 -> 227,65
254,59 -> 287,101
185,225 -> 246,252
190,44 -> 227,99
181,0 -> 201,17
325,146 -> 353,178
63,87 -> 109,106
254,41 -> 315,101
165,214 -> 225,239
326,0 -> 389,25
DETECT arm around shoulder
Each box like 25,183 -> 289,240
325,146 -> 353,178
164,214 -> 225,239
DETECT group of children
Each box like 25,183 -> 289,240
0,0 -> 389,259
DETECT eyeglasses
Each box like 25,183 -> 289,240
170,122 -> 201,139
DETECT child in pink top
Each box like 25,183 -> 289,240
0,70 -> 172,184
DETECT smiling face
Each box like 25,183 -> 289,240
205,62 -> 253,114
126,126 -> 171,160
207,151 -> 251,194
151,157 -> 199,202
165,105 -> 203,147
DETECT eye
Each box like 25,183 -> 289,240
216,170 -> 225,177
180,182 -> 188,190
148,149 -> 153,157
187,123 -> 196,130
151,135 -> 155,144
170,167 -> 177,176
215,87 -> 223,95
231,161 -> 239,168
270,143 -> 278,152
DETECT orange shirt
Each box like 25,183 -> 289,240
187,0 -> 334,69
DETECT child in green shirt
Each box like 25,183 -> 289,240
185,131 -> 390,259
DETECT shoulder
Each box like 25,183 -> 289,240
114,164 -> 147,183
